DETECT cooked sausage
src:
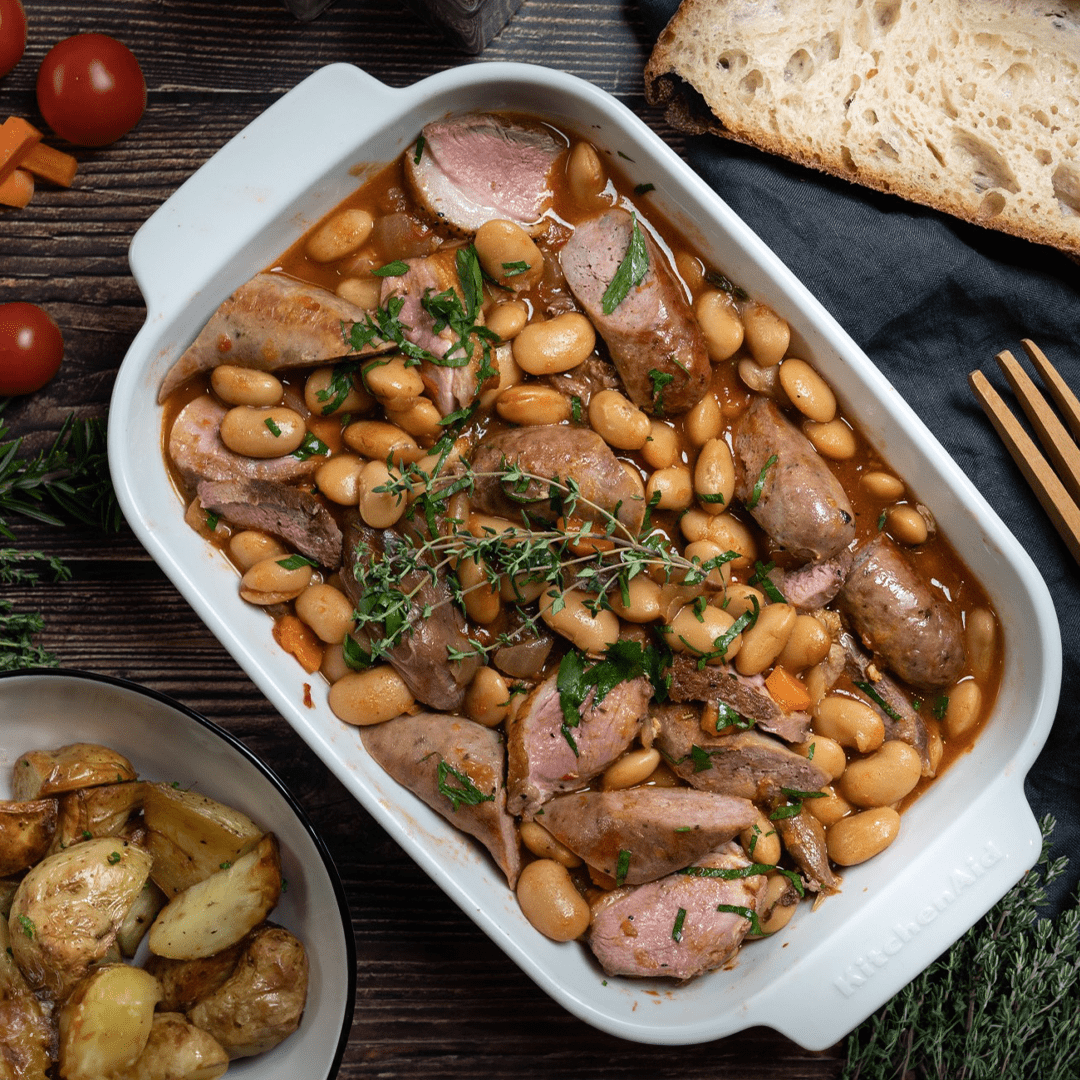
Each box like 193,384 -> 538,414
837,534 -> 965,691
559,208 -> 710,416
732,397 -> 855,562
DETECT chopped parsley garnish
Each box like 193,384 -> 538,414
601,213 -> 649,315
342,634 -> 373,671
749,560 -> 786,603
615,849 -> 631,886
501,260 -> 530,277
315,360 -> 361,415
373,260 -> 409,278
205,511 -> 220,531
634,182 -> 655,196
703,268 -> 749,300
769,787 -> 826,820
570,395 -> 583,424
293,431 -> 330,461
412,134 -> 425,165
263,416 -> 283,438
17,914 -> 34,939
746,454 -> 777,509
436,760 -> 495,812
854,679 -> 904,723
933,695 -> 950,720
219,860 -> 232,870
713,701 -> 743,731
108,851 -> 121,864
716,903 -> 766,936
276,554 -> 317,570
648,368 -> 675,415
672,907 -> 687,942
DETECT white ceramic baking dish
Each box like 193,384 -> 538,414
108,61 -> 1061,1049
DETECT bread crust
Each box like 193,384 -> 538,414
645,0 -> 1080,257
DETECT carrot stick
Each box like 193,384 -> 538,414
0,116 -> 43,185
0,168 -> 35,209
765,666 -> 811,713
19,142 -> 78,188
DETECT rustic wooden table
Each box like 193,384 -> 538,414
2,1 -> 844,1075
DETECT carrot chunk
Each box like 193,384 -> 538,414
0,116 -> 43,185
0,168 -> 34,209
19,142 -> 78,188
273,614 -> 324,674
765,666 -> 812,713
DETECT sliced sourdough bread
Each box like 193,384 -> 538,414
645,0 -> 1080,257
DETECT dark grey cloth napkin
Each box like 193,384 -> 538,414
641,0 -> 1080,913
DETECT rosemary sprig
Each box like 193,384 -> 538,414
843,816 -> 1080,1079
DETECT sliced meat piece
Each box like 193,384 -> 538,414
168,396 -> 320,486
360,712 -> 521,887
197,478 -> 342,568
545,355 -> 623,403
836,533 -> 965,692
540,788 -> 756,885
506,672 -> 651,819
841,629 -> 933,775
760,781 -> 841,894
667,655 -> 811,743
470,425 -> 645,534
732,397 -> 855,562
587,841 -> 766,980
404,114 -> 561,236
340,519 -> 481,710
158,272 -> 391,402
380,249 -> 488,417
559,208 -> 709,416
653,704 -> 828,799
768,549 -> 854,611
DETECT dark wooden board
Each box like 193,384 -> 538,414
1,2 -> 844,1075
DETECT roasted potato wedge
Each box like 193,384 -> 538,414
50,782 -> 144,856
0,916 -> 52,1080
0,799 -> 57,877
146,942 -> 245,1013
142,782 -> 262,898
11,743 -> 137,801
8,837 -> 152,1000
57,964 -> 161,1080
148,834 -> 281,960
117,880 -> 168,958
110,1011 -> 229,1080
187,923 -> 308,1059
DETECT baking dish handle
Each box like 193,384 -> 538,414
127,63 -> 397,320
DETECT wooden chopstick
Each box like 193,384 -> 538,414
995,348 -> 1080,509
1021,339 -> 1080,446
969,369 -> 1080,565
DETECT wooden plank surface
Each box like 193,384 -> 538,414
1,2 -> 844,1076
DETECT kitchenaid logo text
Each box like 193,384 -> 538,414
833,841 -> 1004,998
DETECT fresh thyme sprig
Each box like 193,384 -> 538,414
348,460 -> 733,667
843,815 -> 1080,1079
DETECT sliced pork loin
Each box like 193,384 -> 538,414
768,549 -> 854,611
539,789 -> 756,885
653,704 -> 829,800
404,114 -> 562,237
841,629 -> 933,775
559,208 -> 710,416
732,397 -> 855,563
198,478 -> 343,568
158,272 -> 392,403
667,655 -> 811,743
169,396 -> 320,487
837,533 -> 965,692
340,519 -> 480,711
588,841 -> 766,980
360,712 -> 521,888
379,249 -> 489,417
470,425 -> 645,535
506,673 -> 651,819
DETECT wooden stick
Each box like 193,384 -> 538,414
969,369 -> 1080,566
1021,338 -> 1080,446
995,348 -> 1080,509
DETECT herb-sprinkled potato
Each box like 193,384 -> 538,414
110,1011 -> 230,1080
8,837 -> 152,1000
58,964 -> 162,1080
11,742 -> 137,801
186,922 -> 309,1060
116,879 -> 168,958
0,915 -> 52,1080
148,834 -> 281,960
146,940 -> 246,1012
49,780 -> 144,855
142,781 -> 263,898
0,797 -> 57,876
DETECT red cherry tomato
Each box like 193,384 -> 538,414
0,0 -> 27,78
0,303 -> 64,396
36,33 -> 146,147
